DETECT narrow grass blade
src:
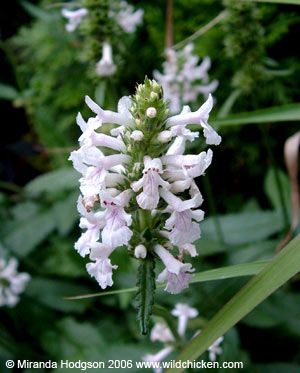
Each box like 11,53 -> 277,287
210,104 -> 300,128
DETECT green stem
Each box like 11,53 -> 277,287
260,126 -> 289,232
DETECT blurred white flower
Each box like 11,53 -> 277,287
96,43 -> 117,77
111,1 -> 143,33
143,303 -> 224,372
0,257 -> 30,307
153,44 -> 218,114
171,303 -> 198,336
208,336 -> 224,362
61,8 -> 87,32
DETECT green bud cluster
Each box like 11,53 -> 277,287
122,78 -> 169,180
120,78 -> 170,255
79,0 -> 122,80
223,0 -> 268,93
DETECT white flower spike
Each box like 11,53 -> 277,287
153,44 -> 218,114
70,78 -> 221,329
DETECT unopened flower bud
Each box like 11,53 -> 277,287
135,245 -> 147,259
133,162 -> 141,173
130,130 -> 144,141
152,80 -> 160,90
150,91 -> 158,100
135,119 -> 141,126
83,195 -> 97,212
158,130 -> 172,143
146,107 -> 157,118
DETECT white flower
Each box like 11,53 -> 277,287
130,130 -> 144,141
153,44 -> 218,114
86,242 -> 119,289
85,95 -> 134,131
86,258 -> 118,290
160,189 -> 204,247
115,1 -> 143,33
171,303 -> 198,336
166,137 -> 186,156
79,153 -> 130,197
162,149 -> 213,180
150,322 -> 174,343
75,112 -> 126,152
134,245 -> 147,259
99,190 -> 133,248
154,245 -> 194,294
131,157 -> 170,209
76,112 -> 102,147
0,257 -> 30,307
96,42 -> 117,77
158,130 -> 172,143
61,8 -> 87,32
166,95 -> 221,145
75,196 -> 106,257
208,336 -> 224,362
142,347 -> 174,373
179,243 -> 198,257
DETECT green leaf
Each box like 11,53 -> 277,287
210,103 -> 300,128
0,83 -> 19,100
25,278 -> 92,313
242,289 -> 300,334
25,167 -> 79,196
42,317 -> 105,361
39,236 -> 85,278
264,168 -> 291,212
136,256 -> 156,335
165,234 -> 300,373
11,201 -> 39,220
20,1 -> 53,20
228,240 -> 277,265
65,260 -> 268,299
197,209 -> 283,252
3,210 -> 56,257
42,317 -> 155,372
51,191 -> 79,235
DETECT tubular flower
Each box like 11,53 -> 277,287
153,43 -> 218,114
96,42 -> 117,77
0,257 -> 30,307
70,78 -> 221,331
61,8 -> 88,32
